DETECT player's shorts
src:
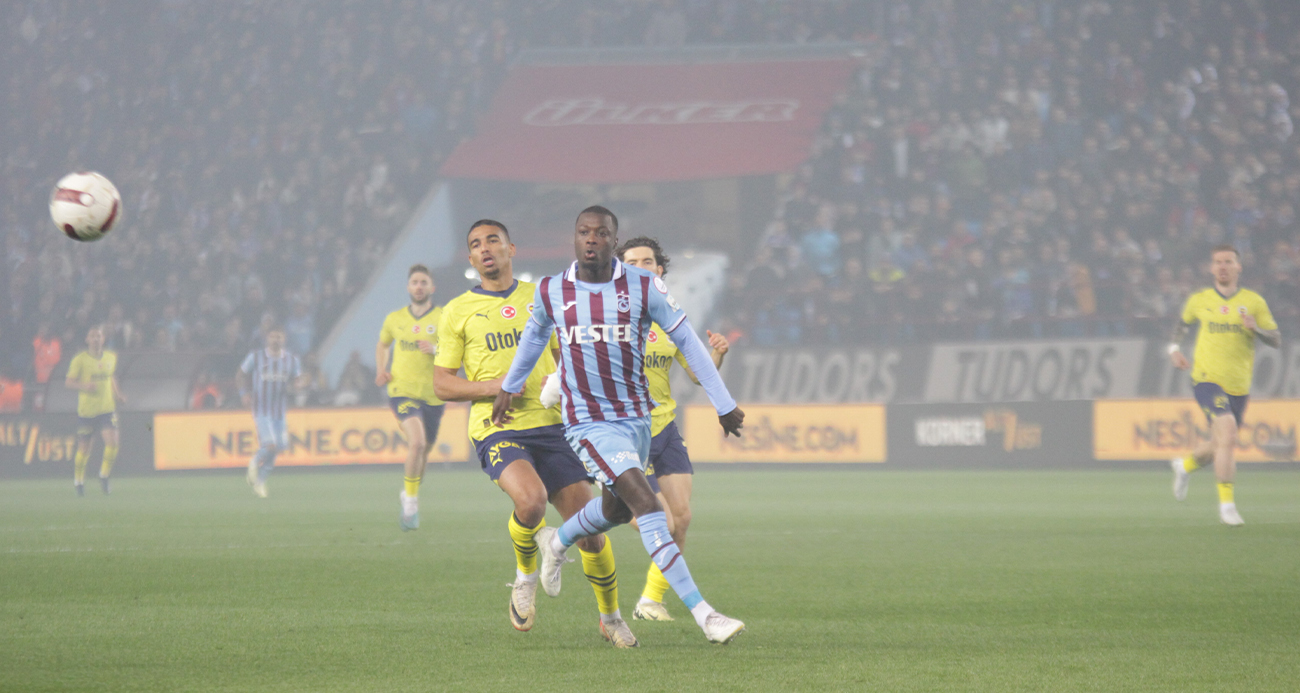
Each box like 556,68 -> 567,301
1193,382 -> 1248,426
564,417 -> 652,488
388,397 -> 445,439
77,412 -> 118,436
474,425 -> 593,496
254,416 -> 289,450
646,420 -> 693,494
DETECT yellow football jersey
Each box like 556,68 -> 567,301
435,280 -> 561,442
1181,287 -> 1277,396
67,350 -> 117,418
644,323 -> 690,436
379,305 -> 444,405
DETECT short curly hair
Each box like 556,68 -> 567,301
617,236 -> 670,276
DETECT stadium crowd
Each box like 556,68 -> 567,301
2,0 -> 1298,410
715,0 -> 1300,346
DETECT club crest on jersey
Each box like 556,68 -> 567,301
1238,306 -> 1247,315
616,293 -> 631,313
501,305 -> 517,319
411,325 -> 422,334
1220,305 -> 1230,314
426,325 -> 436,334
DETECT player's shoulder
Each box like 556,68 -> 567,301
1238,287 -> 1268,304
382,306 -> 409,324
622,262 -> 657,281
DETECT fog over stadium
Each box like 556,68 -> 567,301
3,1 -> 1299,690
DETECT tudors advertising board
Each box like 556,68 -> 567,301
1094,400 -> 1299,462
153,406 -> 470,470
720,347 -> 924,404
680,403 -> 885,463
924,339 -> 1145,402
1,412 -> 154,478
887,401 -> 1094,467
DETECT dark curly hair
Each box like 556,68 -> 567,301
616,236 -> 669,276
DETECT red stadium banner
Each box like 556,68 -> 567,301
440,60 -> 855,183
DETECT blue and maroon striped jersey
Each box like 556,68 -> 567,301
240,348 -> 301,420
502,259 -> 736,426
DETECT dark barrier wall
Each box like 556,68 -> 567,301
1,413 -> 155,479
886,401 -> 1094,467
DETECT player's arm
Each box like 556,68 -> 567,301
236,353 -> 254,407
678,329 -> 730,386
375,318 -> 394,386
433,366 -> 502,401
1168,297 -> 1196,370
649,291 -> 743,436
291,357 -> 311,391
1243,298 -> 1281,348
111,376 -> 125,403
64,360 -> 91,393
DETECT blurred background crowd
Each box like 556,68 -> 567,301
2,0 -> 1298,411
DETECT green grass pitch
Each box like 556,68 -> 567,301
3,468 -> 1298,692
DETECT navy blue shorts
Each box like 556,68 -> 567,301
77,412 -> 118,436
1193,382 -> 1248,426
474,425 -> 593,497
646,420 -> 693,494
389,397 -> 445,440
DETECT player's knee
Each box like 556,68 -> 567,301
674,507 -> 692,535
575,534 -> 604,553
513,496 -> 547,527
605,502 -> 634,525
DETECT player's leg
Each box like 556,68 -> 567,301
546,451 -> 636,647
421,404 -> 445,464
256,418 -> 287,489
547,420 -> 743,643
637,422 -> 693,620
249,417 -> 276,498
494,455 -> 549,632
73,428 -> 93,497
1175,384 -> 1226,500
97,417 -> 119,495
1212,404 -> 1244,526
389,399 -> 428,531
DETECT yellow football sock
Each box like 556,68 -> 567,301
1182,455 -> 1202,473
507,512 -> 543,575
99,444 -> 118,478
403,476 -> 421,498
1217,482 -> 1234,504
580,536 -> 619,616
74,447 -> 89,484
642,562 -> 670,603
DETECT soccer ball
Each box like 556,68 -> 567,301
49,171 -> 122,242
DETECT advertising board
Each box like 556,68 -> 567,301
681,403 -> 885,463
1094,400 -> 1299,462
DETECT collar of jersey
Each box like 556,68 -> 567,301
1213,286 -> 1240,300
470,279 -> 518,299
565,258 -> 625,283
407,304 -> 436,319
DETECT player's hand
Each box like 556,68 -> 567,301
719,406 -> 745,437
706,329 -> 730,356
1170,351 -> 1190,370
491,388 -> 518,426
1242,314 -> 1257,331
540,372 -> 562,408
417,340 -> 436,355
375,370 -> 392,386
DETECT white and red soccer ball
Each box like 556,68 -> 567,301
49,171 -> 121,242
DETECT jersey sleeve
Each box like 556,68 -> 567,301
433,306 -> 464,370
378,313 -> 395,346
645,278 -> 688,335
663,315 -> 737,416
66,355 -> 83,381
1254,295 -> 1278,331
240,352 -> 255,373
528,282 -> 556,332
1180,292 -> 1199,324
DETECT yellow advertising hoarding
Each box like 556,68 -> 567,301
681,404 -> 886,463
154,405 -> 470,470
1094,400 -> 1299,462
